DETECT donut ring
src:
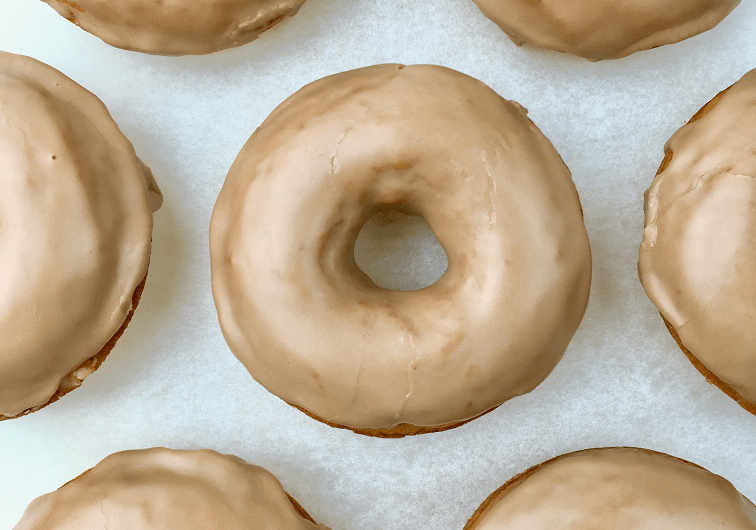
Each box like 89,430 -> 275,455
14,448 -> 329,529
465,447 -> 756,529
41,0 -> 307,55
639,68 -> 756,415
0,52 -> 161,419
210,64 -> 592,435
470,0 -> 741,60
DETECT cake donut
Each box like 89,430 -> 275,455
470,0 -> 741,60
40,0 -> 307,55
0,52 -> 161,420
13,447 -> 330,530
639,68 -> 756,416
465,447 -> 756,529
210,64 -> 592,437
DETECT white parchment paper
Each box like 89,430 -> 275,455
1,1 -> 756,528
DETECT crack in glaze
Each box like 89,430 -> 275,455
340,334 -> 367,419
99,499 -> 108,529
484,161 -> 497,228
330,127 -> 352,194
643,164 -> 740,248
394,323 -> 419,423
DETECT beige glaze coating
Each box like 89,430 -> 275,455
639,68 -> 756,406
468,447 -> 756,529
0,52 -> 161,418
41,0 -> 307,55
210,64 -> 592,431
470,0 -> 740,60
14,448 -> 330,530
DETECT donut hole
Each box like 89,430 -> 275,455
353,208 -> 448,291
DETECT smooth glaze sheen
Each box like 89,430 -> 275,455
470,0 -> 740,60
41,0 -> 307,55
0,52 -> 161,418
639,68 -> 756,405
210,64 -> 592,430
470,448 -> 756,530
14,448 -> 330,530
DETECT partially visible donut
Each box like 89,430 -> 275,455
470,0 -> 740,60
465,447 -> 756,529
210,64 -> 592,436
41,0 -> 307,55
0,52 -> 161,420
639,68 -> 756,415
13,448 -> 330,530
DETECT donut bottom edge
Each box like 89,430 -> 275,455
287,401 -> 500,438
661,315 -> 756,416
463,447 -> 557,530
0,269 -> 149,422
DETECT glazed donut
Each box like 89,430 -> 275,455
0,52 -> 161,420
470,0 -> 741,60
465,447 -> 756,529
40,0 -> 307,55
210,64 -> 592,436
639,68 -> 756,415
14,448 -> 329,530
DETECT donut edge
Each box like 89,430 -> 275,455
288,401 -> 501,439
462,447 -> 756,529
651,84 -> 756,417
41,0 -> 308,56
469,0 -> 741,61
0,267 -> 149,422
662,314 -> 756,416
57,463 -> 320,525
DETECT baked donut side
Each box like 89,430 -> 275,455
470,0 -> 740,60
287,400 -> 501,439
0,52 -> 162,419
210,64 -> 591,433
638,68 -> 756,415
13,448 -> 329,530
0,271 -> 147,422
465,447 -> 756,529
41,0 -> 308,55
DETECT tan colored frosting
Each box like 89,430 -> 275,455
0,52 -> 161,417
41,0 -> 308,55
471,447 -> 756,529
210,64 -> 591,430
639,68 -> 756,405
13,447 -> 329,530
470,0 -> 740,60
